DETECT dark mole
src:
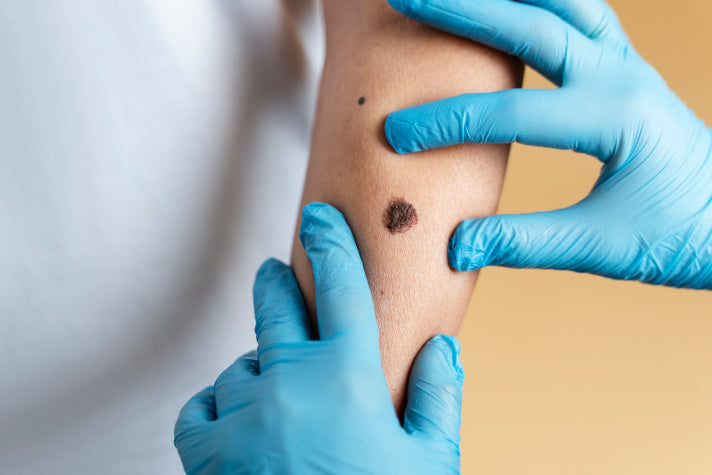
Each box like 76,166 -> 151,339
384,198 -> 418,234
358,96 -> 366,106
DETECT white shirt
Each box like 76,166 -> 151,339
0,1 -> 323,473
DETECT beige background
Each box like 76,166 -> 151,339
459,1 -> 712,473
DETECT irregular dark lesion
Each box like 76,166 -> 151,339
384,198 -> 418,234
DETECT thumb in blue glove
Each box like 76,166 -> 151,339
386,0 -> 712,289
174,203 -> 465,474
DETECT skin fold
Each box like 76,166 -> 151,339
291,0 -> 523,414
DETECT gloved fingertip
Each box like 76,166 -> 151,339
429,335 -> 465,384
254,258 -> 292,310
299,202 -> 362,276
448,227 -> 485,272
299,202 -> 336,249
385,113 -> 419,154
404,335 -> 465,441
256,258 -> 288,282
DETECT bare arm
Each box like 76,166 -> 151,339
291,0 -> 522,414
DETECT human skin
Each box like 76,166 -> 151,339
291,0 -> 523,414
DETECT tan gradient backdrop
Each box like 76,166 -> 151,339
459,1 -> 712,474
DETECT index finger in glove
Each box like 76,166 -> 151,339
299,203 -> 379,348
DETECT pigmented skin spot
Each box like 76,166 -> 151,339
384,198 -> 418,234
358,96 -> 366,106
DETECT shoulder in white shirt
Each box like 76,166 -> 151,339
0,1 -> 323,473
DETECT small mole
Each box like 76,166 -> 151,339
380,290 -> 385,296
358,96 -> 366,106
384,198 -> 418,234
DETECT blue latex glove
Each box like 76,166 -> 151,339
385,0 -> 712,289
174,203 -> 465,474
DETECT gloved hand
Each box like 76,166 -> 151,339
385,0 -> 712,289
174,203 -> 465,474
